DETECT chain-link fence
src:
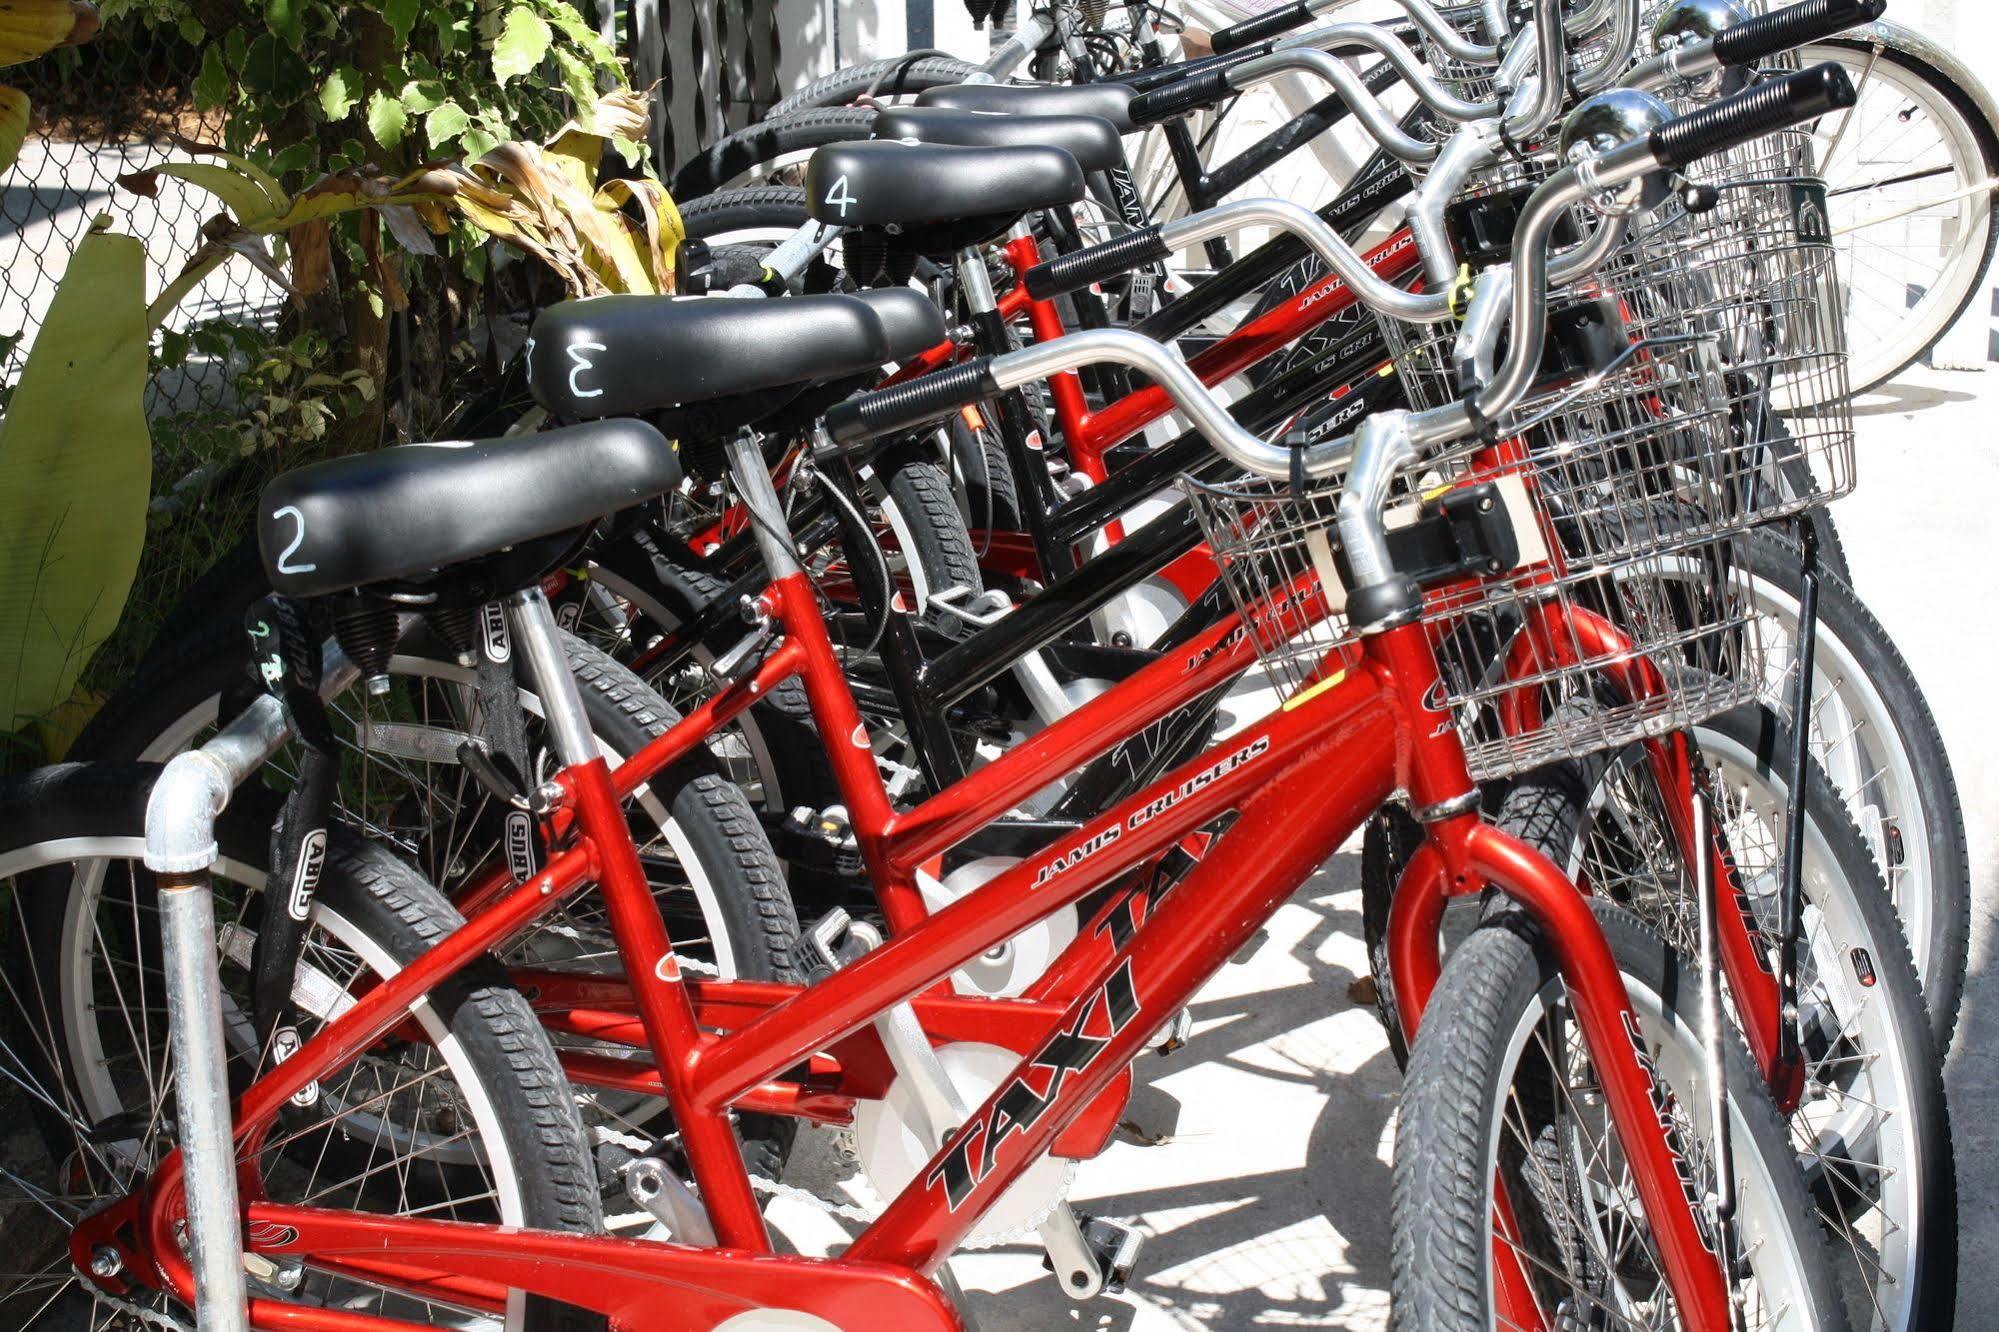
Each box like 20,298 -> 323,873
0,2 -> 783,721
10,17 -> 283,418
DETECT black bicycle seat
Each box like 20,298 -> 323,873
526,291 -> 915,421
803,140 -> 1084,231
916,81 -> 1138,135
257,419 -> 678,598
873,105 -> 1125,175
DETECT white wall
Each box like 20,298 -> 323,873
776,0 -> 1006,90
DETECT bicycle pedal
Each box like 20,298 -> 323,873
1150,1007 -> 1193,1055
797,906 -> 883,982
774,805 -> 865,878
1040,1214 -> 1145,1298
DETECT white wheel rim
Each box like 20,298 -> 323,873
1809,41 -> 1993,393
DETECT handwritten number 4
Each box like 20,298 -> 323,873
824,174 -> 858,218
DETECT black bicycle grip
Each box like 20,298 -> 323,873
1127,67 -> 1233,124
1649,61 -> 1857,171
1712,0 -> 1886,68
1024,225 -> 1172,301
1211,0 -> 1314,55
824,358 -> 999,445
1116,43 -> 1286,91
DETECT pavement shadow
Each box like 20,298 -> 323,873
1848,378 -> 1978,417
940,855 -> 1405,1329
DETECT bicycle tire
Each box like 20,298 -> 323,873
68,616 -> 805,1173
767,54 -> 981,120
676,184 -> 815,238
670,107 -> 881,202
949,412 -> 1026,534
1392,900 -> 1851,1331
1496,704 -> 1955,1332
1745,526 -> 1967,1055
1,767 -> 606,1330
876,442 -> 987,638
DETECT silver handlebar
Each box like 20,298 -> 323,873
1226,48 -> 1443,164
1156,198 -> 1457,323
987,329 -> 1357,479
1277,21 -> 1498,123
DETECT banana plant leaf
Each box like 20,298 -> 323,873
0,220 -> 149,734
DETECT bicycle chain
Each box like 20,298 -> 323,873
77,1280 -> 191,1332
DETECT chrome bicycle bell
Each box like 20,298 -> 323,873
1559,88 -> 1677,215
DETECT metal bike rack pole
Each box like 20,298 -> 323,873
144,690 -> 296,1332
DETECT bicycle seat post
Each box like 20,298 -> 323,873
728,428 -> 805,580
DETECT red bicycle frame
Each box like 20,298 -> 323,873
99,538 -> 1743,1329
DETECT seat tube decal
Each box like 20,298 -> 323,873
924,957 -> 1142,1209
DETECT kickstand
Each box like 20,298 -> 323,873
1777,523 -> 1821,1073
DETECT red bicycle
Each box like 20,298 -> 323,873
6,59 -> 1874,1332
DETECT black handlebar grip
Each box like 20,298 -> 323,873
1711,0 -> 1886,68
1127,68 -> 1232,124
1024,225 -> 1171,301
824,358 -> 999,446
1649,61 -> 1857,171
1117,44 -> 1284,91
1211,0 -> 1314,54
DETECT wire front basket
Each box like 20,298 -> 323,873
1188,453 -> 1767,782
1382,130 -> 1853,534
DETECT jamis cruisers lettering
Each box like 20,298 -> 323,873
1032,737 -> 1273,888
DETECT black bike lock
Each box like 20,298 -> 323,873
246,595 -> 340,1106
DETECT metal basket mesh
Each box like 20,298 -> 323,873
1188,450 -> 1766,781
1381,128 -> 1853,528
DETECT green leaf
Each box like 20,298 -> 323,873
317,64 -> 359,120
0,227 -> 151,729
425,99 -> 469,151
431,10 -> 464,54
491,6 -> 551,85
553,47 -> 596,109
399,79 -> 444,115
147,162 -> 284,226
268,141 -> 316,179
382,0 -> 420,47
157,327 -> 190,369
175,15 -> 204,43
223,27 -> 246,69
365,89 -> 407,151
538,0 -> 616,64
192,45 -> 229,112
265,0 -> 304,50
459,122 -> 501,160
240,33 -> 310,104
0,85 -> 27,174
